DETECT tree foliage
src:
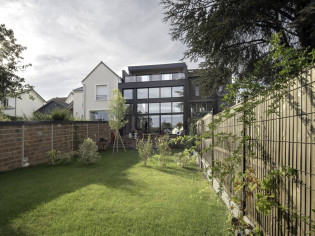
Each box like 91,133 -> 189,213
107,89 -> 128,130
0,24 -> 31,103
161,0 -> 315,96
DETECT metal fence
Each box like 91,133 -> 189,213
196,68 -> 315,235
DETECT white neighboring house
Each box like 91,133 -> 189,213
72,86 -> 84,119
1,89 -> 46,117
72,61 -> 121,120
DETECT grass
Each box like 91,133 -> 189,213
0,149 -> 230,235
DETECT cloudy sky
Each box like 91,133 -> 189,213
1,0 -> 198,100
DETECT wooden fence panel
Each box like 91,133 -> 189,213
197,68 -> 315,235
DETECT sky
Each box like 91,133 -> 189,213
1,0 -> 198,101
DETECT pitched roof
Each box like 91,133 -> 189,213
45,97 -> 68,108
82,61 -> 121,83
73,86 -> 83,92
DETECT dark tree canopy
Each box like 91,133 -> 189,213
161,0 -> 315,96
0,24 -> 31,103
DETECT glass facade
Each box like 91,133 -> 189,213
172,86 -> 184,97
123,89 -> 133,99
125,104 -> 133,114
123,84 -> 185,134
161,102 -> 171,113
149,88 -> 159,98
149,103 -> 160,113
125,73 -> 185,83
137,103 -> 148,114
90,110 -> 109,121
137,88 -> 148,99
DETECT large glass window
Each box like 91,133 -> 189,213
195,86 -> 200,96
161,115 -> 172,133
149,88 -> 159,98
172,114 -> 184,134
161,102 -> 172,113
137,103 -> 148,114
137,116 -> 149,133
90,111 -> 109,121
160,87 -> 172,98
162,74 -> 172,80
149,115 -> 160,133
149,103 -> 160,114
96,85 -> 107,100
172,86 -> 184,97
172,102 -> 184,113
123,89 -> 133,99
137,88 -> 148,99
125,104 -> 133,114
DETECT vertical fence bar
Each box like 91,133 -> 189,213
51,124 -> 54,150
21,124 -> 25,167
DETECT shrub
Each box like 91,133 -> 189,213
174,149 -> 193,168
78,138 -> 100,164
0,109 -> 9,121
46,149 -> 61,165
29,111 -> 50,120
136,135 -> 153,166
50,107 -> 73,121
46,150 -> 77,165
155,134 -> 171,167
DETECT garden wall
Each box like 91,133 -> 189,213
0,121 -> 111,172
196,67 -> 315,235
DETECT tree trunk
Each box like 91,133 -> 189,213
118,131 -> 126,152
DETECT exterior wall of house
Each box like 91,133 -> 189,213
65,92 -> 74,104
83,63 -> 120,120
3,90 -> 45,117
73,90 -> 84,119
119,63 -> 189,135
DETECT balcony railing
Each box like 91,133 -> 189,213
124,73 -> 186,83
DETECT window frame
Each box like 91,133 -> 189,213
95,84 -> 108,101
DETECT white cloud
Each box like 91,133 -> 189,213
0,0 -> 199,100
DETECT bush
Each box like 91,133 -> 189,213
155,134 -> 171,167
136,135 -> 153,166
174,149 -> 193,168
50,107 -> 73,121
46,150 -> 76,165
46,149 -> 61,165
26,108 -> 74,121
78,138 -> 100,164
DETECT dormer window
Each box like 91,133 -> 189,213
96,85 -> 107,100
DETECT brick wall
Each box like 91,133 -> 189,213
0,121 -> 111,172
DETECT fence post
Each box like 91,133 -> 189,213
211,110 -> 214,168
21,124 -> 25,167
51,124 -> 54,150
242,98 -> 248,216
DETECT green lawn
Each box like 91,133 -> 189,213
0,149 -> 230,235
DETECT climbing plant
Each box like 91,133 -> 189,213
206,33 -> 315,234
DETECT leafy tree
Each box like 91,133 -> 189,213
161,0 -> 315,96
107,89 -> 128,152
0,24 -> 31,104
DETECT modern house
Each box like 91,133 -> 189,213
188,69 -> 222,119
1,89 -> 46,118
71,61 -> 121,120
118,62 -> 220,135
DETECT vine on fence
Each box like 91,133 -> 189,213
173,33 -> 315,235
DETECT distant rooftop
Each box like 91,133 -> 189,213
73,86 -> 83,92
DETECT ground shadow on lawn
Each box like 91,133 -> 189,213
0,149 -> 142,235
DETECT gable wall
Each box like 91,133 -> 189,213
83,64 -> 119,119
